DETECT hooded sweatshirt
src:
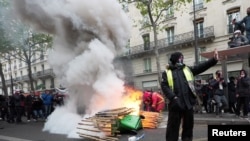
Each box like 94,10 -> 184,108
236,69 -> 250,97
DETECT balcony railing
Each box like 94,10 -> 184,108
0,69 -> 55,86
125,26 -> 214,56
193,3 -> 204,11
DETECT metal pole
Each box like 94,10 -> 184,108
193,0 -> 199,65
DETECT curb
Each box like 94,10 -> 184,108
162,112 -> 250,125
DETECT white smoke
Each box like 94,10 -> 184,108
11,0 -> 131,138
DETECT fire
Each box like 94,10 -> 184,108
121,86 -> 143,115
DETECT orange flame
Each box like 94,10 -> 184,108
121,86 -> 143,115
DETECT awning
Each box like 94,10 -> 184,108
200,45 -> 250,60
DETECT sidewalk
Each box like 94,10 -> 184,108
194,112 -> 250,125
161,112 -> 250,125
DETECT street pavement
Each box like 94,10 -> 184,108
0,112 -> 249,141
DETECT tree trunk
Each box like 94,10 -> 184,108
0,62 -> 8,97
153,26 -> 162,86
27,62 -> 35,92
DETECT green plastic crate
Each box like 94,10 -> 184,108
118,115 -> 142,131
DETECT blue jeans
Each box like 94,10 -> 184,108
33,109 -> 44,119
214,95 -> 228,115
43,105 -> 52,118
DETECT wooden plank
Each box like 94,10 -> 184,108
200,45 -> 250,59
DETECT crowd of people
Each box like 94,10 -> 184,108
0,89 -> 65,124
195,69 -> 250,118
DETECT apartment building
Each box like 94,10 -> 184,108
0,50 -> 58,94
120,0 -> 250,91
1,0 -> 249,95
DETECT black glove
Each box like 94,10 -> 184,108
170,97 -> 184,111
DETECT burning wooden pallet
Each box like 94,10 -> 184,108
77,107 -> 134,141
140,111 -> 163,129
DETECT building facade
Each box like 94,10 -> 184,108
0,50 -> 59,94
121,0 -> 249,91
1,0 -> 249,94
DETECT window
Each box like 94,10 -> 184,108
198,47 -> 206,62
125,40 -> 130,55
42,80 -> 46,89
194,0 -> 204,11
34,67 -> 37,73
166,53 -> 171,64
141,15 -> 150,29
142,34 -> 150,50
227,7 -> 240,34
142,80 -> 158,91
143,58 -> 151,73
42,64 -> 45,72
166,4 -> 174,19
50,78 -> 54,88
195,18 -> 204,38
166,27 -> 175,45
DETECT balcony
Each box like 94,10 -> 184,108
33,69 -> 55,79
3,69 -> 56,84
143,69 -> 152,73
123,26 -> 214,58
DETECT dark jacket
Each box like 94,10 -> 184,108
238,15 -> 250,34
236,70 -> 250,97
161,58 -> 218,110
209,78 -> 227,96
32,97 -> 44,110
228,80 -> 236,102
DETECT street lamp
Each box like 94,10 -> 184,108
193,0 -> 199,65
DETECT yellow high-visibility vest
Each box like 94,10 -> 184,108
166,66 -> 196,97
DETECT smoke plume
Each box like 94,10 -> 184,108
11,0 -> 131,138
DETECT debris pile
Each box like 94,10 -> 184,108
77,107 -> 164,140
140,111 -> 163,129
77,107 -> 134,141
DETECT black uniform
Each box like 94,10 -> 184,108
161,52 -> 218,141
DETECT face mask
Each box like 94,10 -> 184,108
178,58 -> 183,64
176,58 -> 183,66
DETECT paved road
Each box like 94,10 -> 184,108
0,112 -> 249,141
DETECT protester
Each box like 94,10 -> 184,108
210,70 -> 229,116
13,90 -> 25,123
25,92 -> 35,122
228,30 -> 249,48
32,95 -> 44,121
41,89 -> 53,119
151,91 -> 165,113
142,90 -> 152,111
0,95 -> 8,121
7,95 -> 15,123
227,76 -> 237,114
161,49 -> 218,141
235,69 -> 250,118
237,7 -> 250,44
